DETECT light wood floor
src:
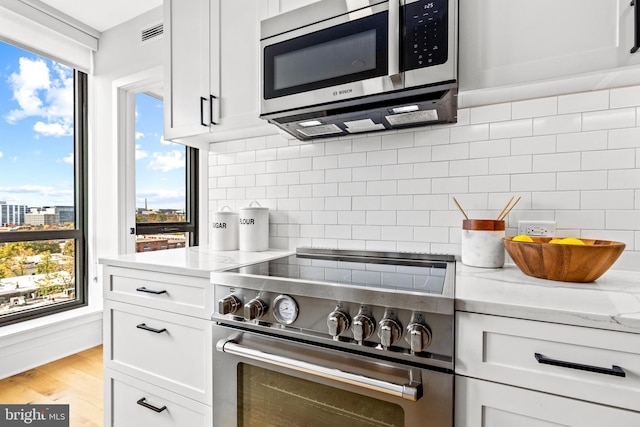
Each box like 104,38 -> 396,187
0,345 -> 103,427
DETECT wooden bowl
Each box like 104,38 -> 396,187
503,237 -> 625,283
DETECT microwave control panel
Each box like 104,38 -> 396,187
402,0 -> 449,71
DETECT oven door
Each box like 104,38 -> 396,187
213,326 -> 453,427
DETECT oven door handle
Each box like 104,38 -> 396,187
217,338 -> 422,401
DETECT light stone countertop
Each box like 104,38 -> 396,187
99,247 -> 640,334
98,247 -> 294,278
456,262 -> 640,334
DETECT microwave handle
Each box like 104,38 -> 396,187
388,0 -> 400,76
217,337 -> 421,401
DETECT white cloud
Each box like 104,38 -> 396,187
0,151 -> 3,158
136,131 -> 144,140
62,153 -> 73,164
4,57 -> 74,138
149,150 -> 184,172
136,189 -> 185,210
0,185 -> 74,204
33,121 -> 73,137
135,144 -> 148,160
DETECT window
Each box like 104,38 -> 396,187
133,93 -> 198,252
0,40 -> 87,325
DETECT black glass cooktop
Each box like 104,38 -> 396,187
227,253 -> 450,295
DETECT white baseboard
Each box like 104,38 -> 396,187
0,307 -> 103,380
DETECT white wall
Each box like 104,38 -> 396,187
208,83 -> 640,272
91,6 -> 163,266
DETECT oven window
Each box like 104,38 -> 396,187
263,11 -> 388,100
238,364 -> 404,427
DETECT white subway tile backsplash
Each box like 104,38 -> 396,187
469,175 -> 510,193
470,103 -> 511,124
557,170 -> 607,190
582,108 -> 636,131
556,131 -> 607,152
382,132 -> 414,149
398,178 -> 431,195
450,158 -> 489,176
512,97 -> 558,119
399,146 -> 431,164
210,84 -> 640,271
610,86 -> 640,108
469,139 -> 510,158
533,113 -> 582,135
609,169 -> 640,189
511,135 -> 556,155
449,124 -> 489,144
581,149 -> 635,170
490,119 -> 532,140
510,173 -> 557,192
608,127 -> 640,149
367,150 -> 398,166
533,152 -> 580,173
581,190 -> 634,210
558,90 -> 609,114
489,155 -> 532,175
531,191 -> 580,210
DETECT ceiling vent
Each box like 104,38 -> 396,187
141,22 -> 163,44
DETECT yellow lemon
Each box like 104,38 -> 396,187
512,235 -> 534,242
549,237 -> 585,245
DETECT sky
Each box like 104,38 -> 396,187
0,40 -> 185,210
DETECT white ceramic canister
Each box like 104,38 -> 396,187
239,201 -> 269,252
211,206 -> 239,250
461,219 -> 505,268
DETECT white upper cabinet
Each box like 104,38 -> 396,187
459,0 -> 640,92
164,0 -> 276,147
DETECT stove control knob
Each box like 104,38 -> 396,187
406,323 -> 432,353
352,314 -> 375,344
244,297 -> 267,321
218,295 -> 242,315
327,310 -> 351,338
378,318 -> 402,348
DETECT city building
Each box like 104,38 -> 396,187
24,207 -> 60,226
0,201 -> 28,226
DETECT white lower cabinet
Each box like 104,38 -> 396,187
455,311 -> 640,426
456,376 -> 640,427
103,266 -> 213,427
106,368 -> 212,427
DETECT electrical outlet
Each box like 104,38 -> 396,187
517,220 -> 556,237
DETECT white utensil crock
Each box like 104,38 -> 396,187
461,219 -> 505,268
239,201 -> 269,252
211,206 -> 239,250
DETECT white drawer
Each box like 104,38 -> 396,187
456,312 -> 640,412
455,376 -> 640,427
105,368 -> 212,427
104,301 -> 212,403
103,266 -> 213,319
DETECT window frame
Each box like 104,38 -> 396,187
134,144 -> 199,247
0,70 -> 88,326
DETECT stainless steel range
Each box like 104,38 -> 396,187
210,248 -> 455,427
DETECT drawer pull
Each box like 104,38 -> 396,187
535,353 -> 626,377
136,286 -> 167,295
136,397 -> 167,413
136,323 -> 167,334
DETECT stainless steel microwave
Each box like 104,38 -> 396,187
260,0 -> 458,140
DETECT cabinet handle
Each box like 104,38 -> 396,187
534,353 -> 626,377
632,0 -> 640,53
136,397 -> 167,413
136,323 -> 167,334
210,94 -> 218,125
200,96 -> 208,126
136,286 -> 167,295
